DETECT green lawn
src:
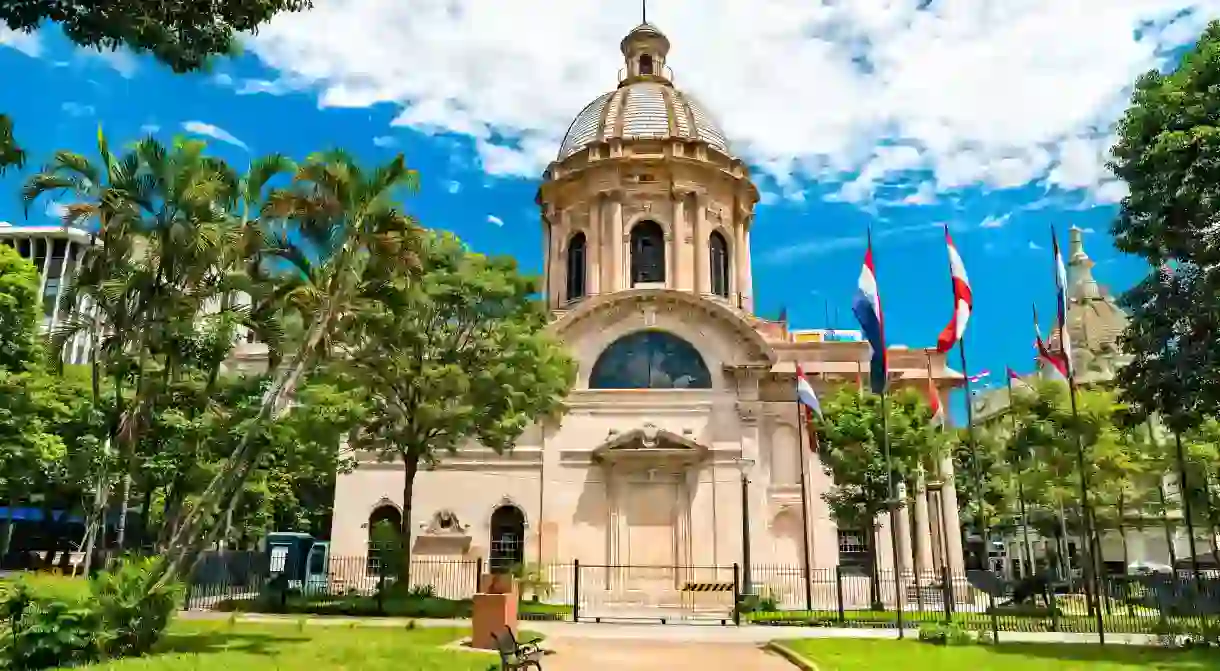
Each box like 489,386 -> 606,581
777,639 -> 1220,670
69,620 -> 501,670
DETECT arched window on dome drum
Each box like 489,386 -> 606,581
630,220 -> 666,285
588,330 -> 712,390
709,231 -> 730,298
639,53 -> 654,75
566,232 -> 587,301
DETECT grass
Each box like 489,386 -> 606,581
216,592 -> 573,621
746,607 -> 1208,635
777,638 -> 1220,670
69,619 -> 509,670
0,571 -> 90,600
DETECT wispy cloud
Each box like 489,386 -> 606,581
446,180 -> 462,194
45,201 -> 68,219
1028,241 -> 1043,250
487,214 -> 504,227
979,214 -> 1010,229
372,136 -> 397,148
79,47 -> 137,78
182,121 -> 249,151
61,102 -> 95,117
0,26 -> 41,58
139,123 -> 161,135
763,221 -> 942,265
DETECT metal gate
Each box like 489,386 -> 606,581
572,561 -> 739,625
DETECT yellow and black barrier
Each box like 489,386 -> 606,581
681,582 -> 734,593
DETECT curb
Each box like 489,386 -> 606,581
764,641 -> 820,671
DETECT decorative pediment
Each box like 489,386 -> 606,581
418,509 -> 470,537
591,422 -> 709,465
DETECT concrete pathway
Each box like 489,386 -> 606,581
541,638 -> 795,671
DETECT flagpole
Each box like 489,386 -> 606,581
956,335 -> 1000,641
1051,224 -> 1106,643
926,352 -> 953,578
794,374 -> 814,612
879,385 -> 906,636
1006,370 -> 1035,578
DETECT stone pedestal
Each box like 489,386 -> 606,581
470,574 -> 518,651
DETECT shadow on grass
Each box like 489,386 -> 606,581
152,631 -> 310,657
989,642 -> 1220,669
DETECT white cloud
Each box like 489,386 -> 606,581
61,102 -> 95,117
764,221 -> 941,264
140,123 -> 161,135
1029,241 -> 1043,250
979,214 -> 1009,229
0,26 -> 41,57
242,1 -> 1219,200
79,47 -> 138,78
372,135 -> 397,148
182,121 -> 249,151
212,73 -> 235,87
487,214 -> 505,227
446,180 -> 463,194
45,201 -> 68,219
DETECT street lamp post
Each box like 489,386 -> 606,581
737,457 -> 755,596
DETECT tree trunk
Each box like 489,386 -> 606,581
157,308 -> 335,583
115,473 -> 131,549
400,456 -> 419,591
867,518 -> 881,611
138,485 -> 154,549
1158,480 -> 1178,569
0,493 -> 15,559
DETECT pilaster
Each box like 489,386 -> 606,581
588,195 -> 602,295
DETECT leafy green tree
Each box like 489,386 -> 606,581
1110,21 -> 1220,427
1,1 -> 312,174
815,387 -> 944,608
158,151 -> 425,580
343,231 -> 574,585
0,244 -> 41,372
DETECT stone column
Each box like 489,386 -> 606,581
913,467 -> 934,578
741,221 -> 754,312
49,240 -> 72,336
609,193 -> 625,292
734,220 -> 748,309
693,193 -> 708,295
588,195 -> 602,295
677,470 -> 693,584
672,190 -> 690,292
896,483 -> 913,576
938,456 -> 966,574
607,465 -> 626,591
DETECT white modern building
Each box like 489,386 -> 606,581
0,222 -> 95,364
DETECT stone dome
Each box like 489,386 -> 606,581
557,83 -> 731,161
555,23 -> 731,162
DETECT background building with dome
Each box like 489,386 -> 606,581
329,23 -> 968,612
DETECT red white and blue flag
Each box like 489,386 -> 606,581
1033,304 -> 1068,380
924,370 -> 945,427
852,236 -> 888,394
795,363 -> 823,420
936,227 -> 973,353
1051,227 -> 1074,378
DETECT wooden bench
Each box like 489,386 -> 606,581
491,627 -> 545,670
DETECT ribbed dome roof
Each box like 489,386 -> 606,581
557,83 -> 730,161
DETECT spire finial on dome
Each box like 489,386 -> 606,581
620,20 -> 671,85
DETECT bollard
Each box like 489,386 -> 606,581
572,559 -> 581,623
732,563 -> 741,626
835,565 -> 846,624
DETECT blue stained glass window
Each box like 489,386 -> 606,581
589,330 -> 712,389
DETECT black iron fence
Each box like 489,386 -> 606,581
179,553 -> 1220,638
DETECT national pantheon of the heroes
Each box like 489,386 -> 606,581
329,23 -> 967,608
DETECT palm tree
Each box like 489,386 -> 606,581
157,150 -> 425,580
0,114 -> 24,175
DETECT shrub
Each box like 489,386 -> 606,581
1,578 -> 107,670
89,556 -> 183,657
917,622 -> 975,646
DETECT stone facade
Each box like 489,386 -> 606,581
330,23 -> 966,606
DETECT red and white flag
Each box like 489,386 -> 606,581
1006,367 -> 1031,390
1033,305 -> 1068,380
1051,227 -> 1074,378
936,226 -> 973,353
925,370 -> 945,427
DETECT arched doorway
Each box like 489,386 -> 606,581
367,504 -> 402,575
630,220 -> 666,285
489,505 -> 526,573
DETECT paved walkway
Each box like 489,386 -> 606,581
541,638 -> 795,671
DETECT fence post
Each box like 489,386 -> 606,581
1047,583 -> 1060,632
835,565 -> 845,624
475,557 -> 484,593
376,557 -> 386,616
572,560 -> 581,623
732,563 -> 741,626
940,566 -> 952,623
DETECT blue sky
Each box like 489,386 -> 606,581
0,2 -> 1211,415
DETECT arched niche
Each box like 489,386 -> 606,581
588,330 -> 712,390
